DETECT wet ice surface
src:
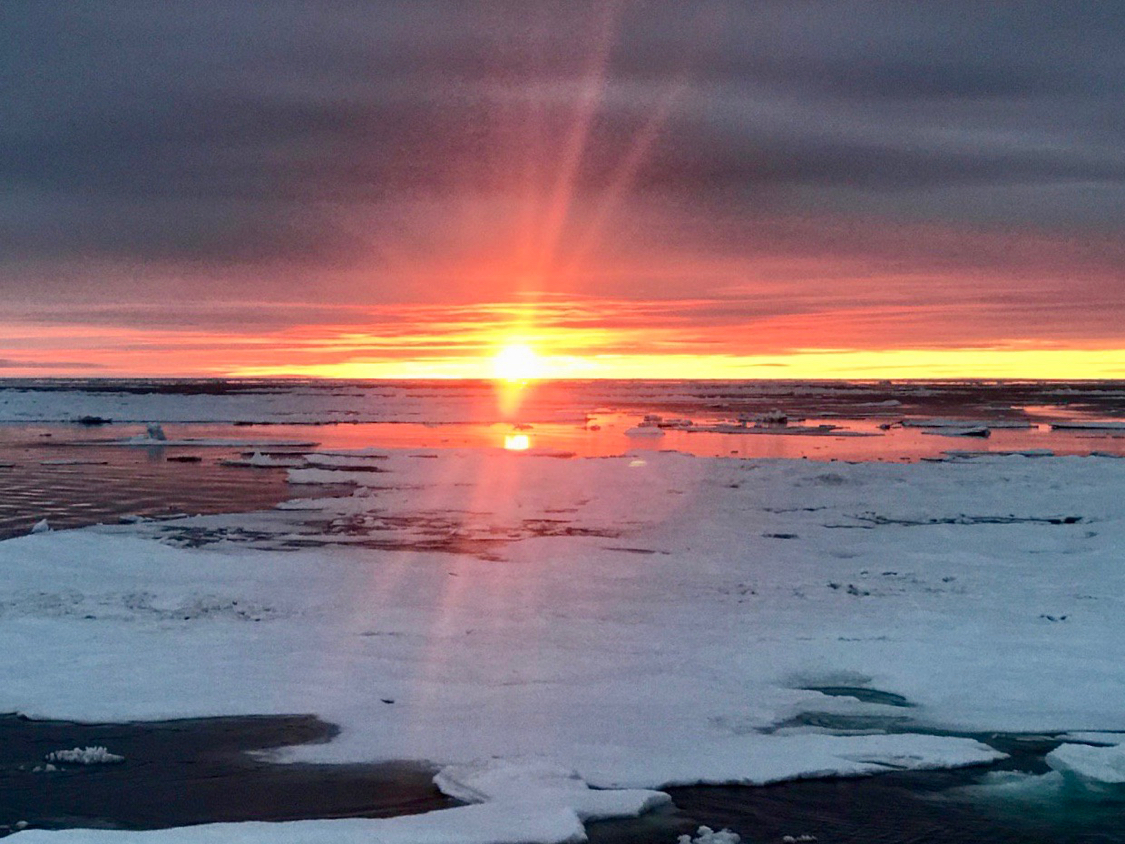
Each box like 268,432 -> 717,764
2,379 -> 1124,541
2,380 -> 1125,842
0,425 -> 297,539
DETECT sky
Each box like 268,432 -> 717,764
1,1 -> 1123,379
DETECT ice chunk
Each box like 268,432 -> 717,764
30,519 -> 51,534
625,425 -> 665,437
1046,742 -> 1125,790
45,746 -> 124,764
145,423 -> 167,441
435,759 -> 670,821
678,827 -> 742,844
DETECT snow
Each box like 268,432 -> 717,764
2,450 -> 1125,841
29,519 -> 51,534
12,804 -> 587,844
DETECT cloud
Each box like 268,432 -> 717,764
0,358 -> 106,370
0,0 -> 1121,360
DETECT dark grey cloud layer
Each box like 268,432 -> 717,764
1,1 -> 1123,295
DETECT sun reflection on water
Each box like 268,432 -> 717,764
503,434 -> 531,451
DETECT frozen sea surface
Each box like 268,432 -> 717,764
2,380 -> 1125,842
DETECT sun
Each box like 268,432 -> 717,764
492,343 -> 543,382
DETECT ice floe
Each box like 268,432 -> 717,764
902,418 -> 1034,429
434,758 -> 670,820
12,805 -> 588,844
3,450 -> 1125,842
1046,741 -> 1125,791
1050,421 -> 1125,431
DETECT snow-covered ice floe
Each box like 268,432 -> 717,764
943,449 -> 1053,459
3,451 -> 1125,842
1050,421 -> 1125,431
13,805 -> 589,844
1045,741 -> 1125,791
689,423 -> 869,436
114,436 -> 319,448
219,453 -> 308,469
624,425 -> 665,437
903,418 -> 1034,429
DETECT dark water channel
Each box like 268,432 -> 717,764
0,713 -> 454,835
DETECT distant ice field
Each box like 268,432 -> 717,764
2,379 -> 1123,538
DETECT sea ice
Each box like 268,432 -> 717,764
1045,742 -> 1125,790
2,451 -> 1124,842
12,805 -> 587,844
434,758 -> 670,820
624,425 -> 664,436
903,418 -> 1033,429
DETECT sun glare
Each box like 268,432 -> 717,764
492,344 -> 543,382
503,433 -> 531,451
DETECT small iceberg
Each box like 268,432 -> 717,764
921,426 -> 991,438
625,416 -> 666,436
1046,742 -> 1125,792
30,518 -> 51,534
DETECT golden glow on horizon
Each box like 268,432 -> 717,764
225,347 -> 1125,380
504,433 -> 531,451
4,312 -> 1124,380
492,343 -> 544,382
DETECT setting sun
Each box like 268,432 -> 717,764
492,344 -> 543,382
